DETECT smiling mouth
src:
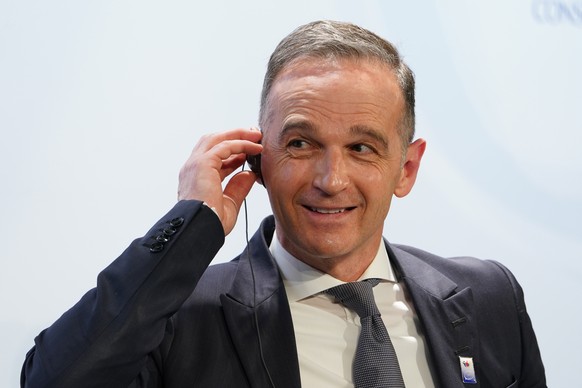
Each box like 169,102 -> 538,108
306,206 -> 356,214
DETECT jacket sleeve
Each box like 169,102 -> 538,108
491,261 -> 547,388
21,200 -> 225,388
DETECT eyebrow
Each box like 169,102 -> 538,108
278,120 -> 390,150
280,120 -> 313,133
278,120 -> 315,142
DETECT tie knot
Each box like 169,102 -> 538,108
325,278 -> 381,318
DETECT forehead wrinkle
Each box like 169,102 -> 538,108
276,93 -> 391,131
277,82 -> 390,112
274,78 -> 396,128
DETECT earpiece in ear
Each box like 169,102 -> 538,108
246,153 -> 263,186
246,127 -> 264,186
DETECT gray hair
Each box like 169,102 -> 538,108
259,20 -> 416,150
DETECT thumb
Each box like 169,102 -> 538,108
221,170 -> 258,235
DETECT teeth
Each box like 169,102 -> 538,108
310,207 -> 345,214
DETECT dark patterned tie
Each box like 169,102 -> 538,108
326,279 -> 405,388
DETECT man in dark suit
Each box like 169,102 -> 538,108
22,20 -> 546,387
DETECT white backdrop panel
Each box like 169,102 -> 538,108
1,1 -> 580,386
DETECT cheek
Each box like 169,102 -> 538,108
276,161 -> 301,183
263,156 -> 306,200
357,164 -> 392,189
356,166 -> 400,206
265,150 -> 310,183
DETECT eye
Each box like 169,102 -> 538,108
288,139 -> 309,149
350,143 -> 375,154
285,137 -> 316,158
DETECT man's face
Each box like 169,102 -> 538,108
261,57 -> 424,278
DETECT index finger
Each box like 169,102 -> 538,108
195,127 -> 262,153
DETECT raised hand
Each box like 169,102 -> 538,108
177,128 -> 263,235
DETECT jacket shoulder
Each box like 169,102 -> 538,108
391,243 -> 517,290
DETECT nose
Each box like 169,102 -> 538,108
313,148 -> 350,195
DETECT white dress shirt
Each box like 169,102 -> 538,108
270,233 -> 436,388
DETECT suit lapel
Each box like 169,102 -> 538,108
388,244 -> 481,388
221,224 -> 481,388
221,217 -> 301,388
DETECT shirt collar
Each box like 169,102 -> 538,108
269,231 -> 397,303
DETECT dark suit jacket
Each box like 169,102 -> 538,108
21,200 -> 546,388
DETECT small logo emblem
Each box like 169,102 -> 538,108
459,356 -> 477,384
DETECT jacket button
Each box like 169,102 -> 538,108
163,226 -> 177,236
149,242 -> 164,253
156,235 -> 169,243
170,217 -> 184,227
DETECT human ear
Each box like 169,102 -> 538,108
394,138 -> 426,198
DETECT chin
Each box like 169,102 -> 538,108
300,239 -> 355,260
